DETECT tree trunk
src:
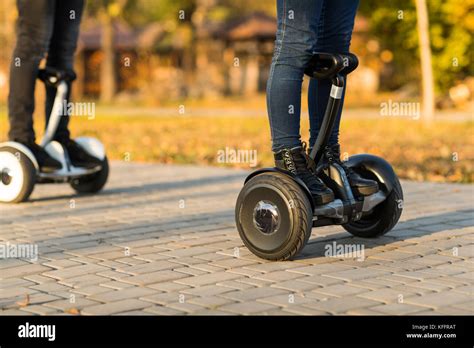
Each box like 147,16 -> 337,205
415,0 -> 435,123
100,13 -> 116,102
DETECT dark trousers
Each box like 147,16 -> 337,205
8,0 -> 84,143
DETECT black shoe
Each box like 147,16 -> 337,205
22,141 -> 62,173
62,139 -> 102,169
323,144 -> 379,196
274,146 -> 334,205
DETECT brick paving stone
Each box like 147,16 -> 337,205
403,292 -> 472,309
147,282 -> 191,293
0,163 -> 471,315
88,287 -> 156,302
58,274 -> 110,288
187,296 -> 235,308
71,285 -> 112,296
143,305 -> 186,315
298,275 -> 345,287
282,305 -> 329,315
257,294 -> 313,307
221,287 -> 288,302
0,264 -> 52,279
209,258 -> 259,269
287,263 -> 355,276
174,272 -> 241,287
19,305 -> 61,315
44,297 -> 100,311
304,297 -> 383,314
81,299 -> 151,315
357,288 -> 419,303
324,268 -> 391,281
159,246 -> 218,258
219,301 -> 280,315
216,280 -> 255,290
346,308 -> 386,315
180,285 -> 235,297
313,284 -> 367,298
43,264 -> 109,280
0,309 -> 29,315
252,271 -> 306,283
270,279 -> 321,293
121,270 -> 189,286
140,292 -> 188,305
452,284 -> 474,294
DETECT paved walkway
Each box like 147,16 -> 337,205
0,162 -> 473,315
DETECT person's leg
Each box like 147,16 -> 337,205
308,0 -> 359,148
267,0 -> 334,205
8,0 -> 55,143
45,0 -> 99,168
7,0 -> 63,172
45,0 -> 85,142
307,0 -> 378,196
267,0 -> 323,152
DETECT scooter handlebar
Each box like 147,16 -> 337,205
38,67 -> 76,87
305,52 -> 358,79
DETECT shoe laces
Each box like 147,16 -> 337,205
301,142 -> 316,172
324,146 -> 354,175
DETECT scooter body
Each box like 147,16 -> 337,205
235,52 -> 403,261
0,68 -> 108,203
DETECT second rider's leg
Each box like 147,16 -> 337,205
46,0 -> 101,168
267,0 -> 333,204
7,0 -> 62,172
307,0 -> 378,195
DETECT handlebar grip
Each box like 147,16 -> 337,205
305,52 -> 359,79
38,67 -> 76,87
305,53 -> 344,79
339,53 -> 359,75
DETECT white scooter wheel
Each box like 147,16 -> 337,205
0,147 -> 36,203
70,156 -> 109,194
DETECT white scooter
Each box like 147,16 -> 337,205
0,68 -> 109,203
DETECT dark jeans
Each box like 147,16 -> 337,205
8,0 -> 84,143
267,0 -> 359,151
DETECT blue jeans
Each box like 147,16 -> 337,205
267,0 -> 359,152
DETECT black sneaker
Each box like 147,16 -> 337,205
62,139 -> 102,169
274,146 -> 334,205
22,141 -> 62,173
323,144 -> 379,196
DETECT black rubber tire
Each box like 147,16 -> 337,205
343,168 -> 403,238
235,172 -> 313,261
0,147 -> 36,203
70,156 -> 109,194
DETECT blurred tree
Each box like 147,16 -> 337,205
117,0 -> 274,97
415,0 -> 435,122
87,0 -> 128,102
359,0 -> 473,97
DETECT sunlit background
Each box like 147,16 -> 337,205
0,0 -> 472,182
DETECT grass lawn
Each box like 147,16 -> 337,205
0,110 -> 472,183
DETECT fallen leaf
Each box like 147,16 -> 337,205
65,308 -> 81,315
16,294 -> 30,307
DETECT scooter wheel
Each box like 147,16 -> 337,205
70,156 -> 109,194
235,172 -> 313,261
0,147 -> 36,203
343,159 -> 403,238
